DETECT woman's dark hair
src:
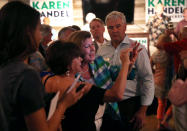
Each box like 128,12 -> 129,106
71,25 -> 81,31
46,41 -> 82,75
0,1 -> 40,65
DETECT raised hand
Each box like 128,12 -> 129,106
130,41 -> 142,65
120,48 -> 133,65
130,106 -> 147,131
59,82 -> 85,109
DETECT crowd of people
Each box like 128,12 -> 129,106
0,1 -> 187,131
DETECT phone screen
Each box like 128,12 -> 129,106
66,74 -> 81,93
129,52 -> 133,60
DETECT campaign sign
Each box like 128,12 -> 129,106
146,0 -> 187,22
30,0 -> 74,26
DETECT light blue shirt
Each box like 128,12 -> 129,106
97,35 -> 154,106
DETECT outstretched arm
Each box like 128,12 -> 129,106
131,45 -> 154,130
103,48 -> 139,102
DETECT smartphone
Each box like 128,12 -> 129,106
129,45 -> 138,60
66,74 -> 81,93
129,52 -> 133,60
76,84 -> 85,92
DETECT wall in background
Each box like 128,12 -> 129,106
0,0 -> 147,32
0,0 -> 8,8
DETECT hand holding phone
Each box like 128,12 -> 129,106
76,84 -> 85,92
129,42 -> 142,63
129,51 -> 133,61
66,74 -> 81,94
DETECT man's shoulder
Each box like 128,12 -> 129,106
96,41 -> 114,57
100,40 -> 112,47
128,37 -> 135,44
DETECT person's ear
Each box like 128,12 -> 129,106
123,24 -> 127,31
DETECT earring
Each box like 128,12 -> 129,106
66,70 -> 70,77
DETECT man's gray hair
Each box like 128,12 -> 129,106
105,11 -> 126,24
58,26 -> 75,40
40,24 -> 52,37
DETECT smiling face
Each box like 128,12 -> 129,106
70,56 -> 83,74
106,17 -> 126,45
81,37 -> 95,63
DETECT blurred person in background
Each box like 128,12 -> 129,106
82,12 -> 96,31
150,34 -> 173,130
174,8 -> 187,39
168,55 -> 187,131
90,18 -> 109,53
146,4 -> 171,56
58,26 -> 76,42
39,24 -> 52,58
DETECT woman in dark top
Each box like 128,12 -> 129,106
0,1 -> 83,131
44,40 -> 136,131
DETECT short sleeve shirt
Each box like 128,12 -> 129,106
0,61 -> 45,131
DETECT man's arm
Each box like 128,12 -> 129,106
136,45 -> 154,106
130,106 -> 148,130
131,45 -> 155,130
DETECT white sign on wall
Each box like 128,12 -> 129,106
30,0 -> 73,27
131,37 -> 148,50
146,0 -> 187,23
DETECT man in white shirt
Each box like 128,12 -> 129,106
90,18 -> 108,53
97,11 -> 154,131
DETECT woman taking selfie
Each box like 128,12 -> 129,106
43,37 -> 139,131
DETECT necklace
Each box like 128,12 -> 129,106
81,64 -> 92,79
81,68 -> 89,74
81,64 -> 89,74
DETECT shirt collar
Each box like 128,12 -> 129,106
106,35 -> 132,47
121,35 -> 131,45
96,39 -> 107,47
